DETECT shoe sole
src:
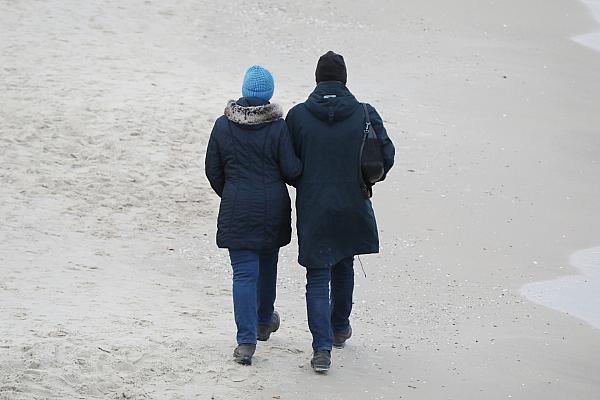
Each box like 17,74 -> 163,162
257,327 -> 278,341
257,312 -> 280,341
234,356 -> 252,366
311,364 -> 330,373
257,327 -> 276,341
333,328 -> 352,348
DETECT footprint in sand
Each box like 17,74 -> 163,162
13,311 -> 28,320
46,329 -> 68,337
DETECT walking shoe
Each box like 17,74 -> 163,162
333,325 -> 352,348
257,310 -> 280,341
233,344 -> 256,365
310,350 -> 331,373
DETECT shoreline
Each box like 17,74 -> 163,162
521,247 -> 600,330
518,0 -> 600,333
573,0 -> 600,51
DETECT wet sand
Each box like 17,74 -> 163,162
522,247 -> 600,329
573,0 -> 600,50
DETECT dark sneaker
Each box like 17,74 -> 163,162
333,326 -> 352,348
310,351 -> 331,373
257,310 -> 280,341
233,344 -> 256,365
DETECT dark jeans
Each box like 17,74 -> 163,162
229,248 -> 278,344
305,256 -> 354,351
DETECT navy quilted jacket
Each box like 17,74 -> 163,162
205,97 -> 302,250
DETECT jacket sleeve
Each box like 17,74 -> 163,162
366,103 -> 395,180
285,107 -> 303,157
204,123 -> 225,197
278,122 -> 303,186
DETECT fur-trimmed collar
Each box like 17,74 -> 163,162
224,100 -> 283,125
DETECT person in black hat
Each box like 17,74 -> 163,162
286,50 -> 395,373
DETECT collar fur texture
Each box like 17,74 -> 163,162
224,100 -> 283,125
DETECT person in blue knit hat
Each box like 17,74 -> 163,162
205,65 -> 302,366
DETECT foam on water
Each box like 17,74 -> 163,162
521,247 -> 600,329
573,0 -> 600,51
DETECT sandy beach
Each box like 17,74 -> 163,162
2,0 -> 600,399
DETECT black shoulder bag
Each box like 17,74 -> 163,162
359,103 -> 385,198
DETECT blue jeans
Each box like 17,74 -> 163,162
229,249 -> 279,344
305,257 -> 354,351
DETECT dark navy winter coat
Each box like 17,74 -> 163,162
286,81 -> 395,268
205,97 -> 302,250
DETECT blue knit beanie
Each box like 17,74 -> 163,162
242,65 -> 274,101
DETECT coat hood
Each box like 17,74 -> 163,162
304,81 -> 360,124
224,98 -> 283,125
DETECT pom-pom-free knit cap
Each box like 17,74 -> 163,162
315,51 -> 347,84
242,65 -> 274,101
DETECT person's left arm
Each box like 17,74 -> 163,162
366,103 -> 395,180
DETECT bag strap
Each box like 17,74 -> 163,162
362,103 -> 371,134
360,103 -> 374,198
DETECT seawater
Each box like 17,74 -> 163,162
523,3 -> 600,329
573,0 -> 600,51
521,247 -> 600,329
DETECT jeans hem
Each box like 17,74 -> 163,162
313,347 -> 332,353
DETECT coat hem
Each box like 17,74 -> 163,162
297,248 -> 379,269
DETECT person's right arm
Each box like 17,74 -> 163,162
277,121 -> 302,186
285,107 -> 303,158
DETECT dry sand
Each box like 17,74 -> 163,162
1,0 -> 600,399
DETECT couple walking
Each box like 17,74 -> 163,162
205,51 -> 395,373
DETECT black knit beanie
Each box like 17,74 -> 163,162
315,51 -> 347,84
